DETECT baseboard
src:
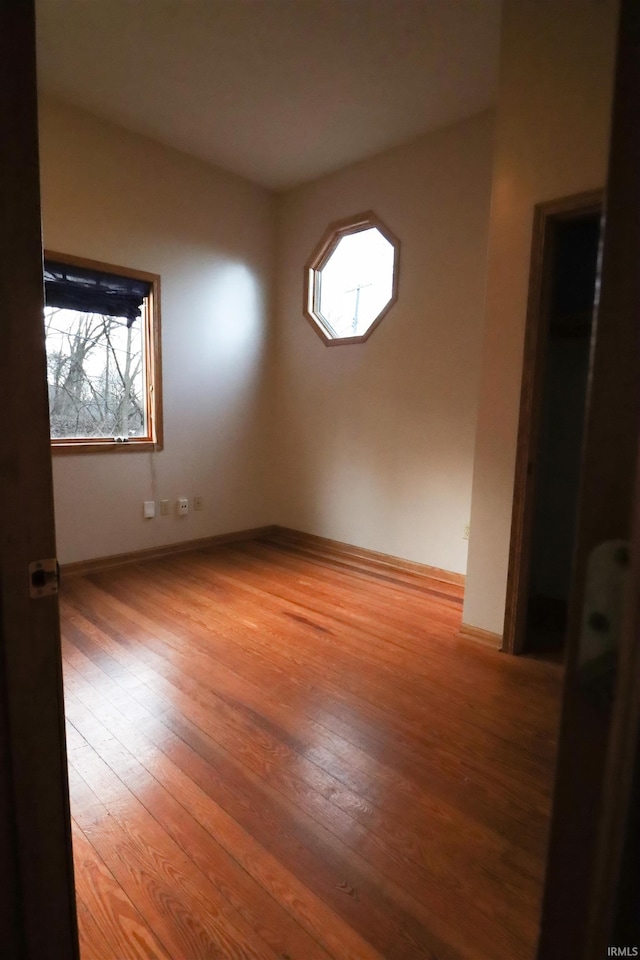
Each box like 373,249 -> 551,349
60,525 -> 279,579
60,522 -> 466,592
459,622 -> 503,650
267,525 -> 465,587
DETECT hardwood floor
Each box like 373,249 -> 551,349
60,531 -> 563,960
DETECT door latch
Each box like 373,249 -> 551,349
29,558 -> 60,598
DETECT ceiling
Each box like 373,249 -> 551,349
35,0 -> 502,192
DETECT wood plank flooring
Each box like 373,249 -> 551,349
60,531 -> 563,960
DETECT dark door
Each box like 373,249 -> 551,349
0,2 -> 79,957
537,0 -> 640,955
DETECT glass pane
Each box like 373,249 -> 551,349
44,307 -> 146,439
318,227 -> 395,338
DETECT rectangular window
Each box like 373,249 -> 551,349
43,251 -> 163,454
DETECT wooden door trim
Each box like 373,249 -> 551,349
537,0 -> 639,951
503,189 -> 603,655
0,3 -> 79,957
579,0 -> 640,951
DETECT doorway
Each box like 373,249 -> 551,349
504,191 -> 602,657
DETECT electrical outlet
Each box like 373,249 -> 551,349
193,496 -> 203,511
463,523 -> 470,540
143,501 -> 155,519
177,497 -> 189,516
160,499 -> 170,516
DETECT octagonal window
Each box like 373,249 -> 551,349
304,212 -> 399,344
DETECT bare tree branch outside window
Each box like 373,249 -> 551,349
44,307 -> 146,439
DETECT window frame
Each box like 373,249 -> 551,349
303,210 -> 400,345
44,250 -> 163,455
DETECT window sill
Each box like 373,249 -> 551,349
51,439 -> 162,456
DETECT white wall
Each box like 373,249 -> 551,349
39,98 -> 277,564
42,1 -> 617,597
463,1 -> 619,635
274,112 -> 494,574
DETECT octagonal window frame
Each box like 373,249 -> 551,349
303,211 -> 400,345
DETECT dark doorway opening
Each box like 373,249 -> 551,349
526,214 -> 600,657
504,192 -> 602,658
